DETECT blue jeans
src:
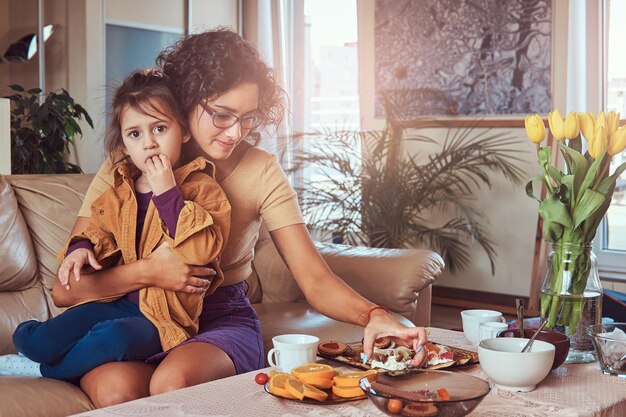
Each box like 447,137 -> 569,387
12,298 -> 161,382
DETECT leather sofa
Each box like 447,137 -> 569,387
0,173 -> 444,417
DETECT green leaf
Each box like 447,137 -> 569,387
546,165 -> 564,183
8,84 -> 25,92
572,188 -> 605,230
569,137 -> 582,154
558,143 -> 588,202
526,176 -> 546,201
539,193 -> 572,228
538,146 -> 552,173
596,161 -> 626,195
543,220 -> 564,242
560,175 -> 575,205
576,150 -> 605,204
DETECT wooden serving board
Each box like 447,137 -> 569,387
317,341 -> 478,371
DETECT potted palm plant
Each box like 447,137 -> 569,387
285,92 -> 528,274
4,84 -> 93,174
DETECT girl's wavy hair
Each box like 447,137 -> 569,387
105,69 -> 189,169
156,27 -> 286,135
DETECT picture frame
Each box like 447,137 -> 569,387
372,0 -> 553,120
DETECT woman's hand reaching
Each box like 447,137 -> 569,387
362,309 -> 429,368
143,242 -> 217,293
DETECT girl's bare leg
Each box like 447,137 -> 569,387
80,361 -> 156,408
149,342 -> 236,395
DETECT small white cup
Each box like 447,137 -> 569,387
267,334 -> 320,372
461,309 -> 506,345
479,321 -> 509,342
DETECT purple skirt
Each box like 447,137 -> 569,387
146,282 -> 264,374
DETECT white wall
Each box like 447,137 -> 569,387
191,0 -> 240,33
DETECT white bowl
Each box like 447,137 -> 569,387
478,337 -> 555,392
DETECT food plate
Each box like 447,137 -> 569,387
317,341 -> 478,371
359,369 -> 490,417
263,383 -> 366,404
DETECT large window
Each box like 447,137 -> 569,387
598,0 -> 626,279
298,0 -> 360,238
303,0 -> 359,132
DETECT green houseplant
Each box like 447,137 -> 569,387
4,84 -> 93,174
285,93 -> 527,274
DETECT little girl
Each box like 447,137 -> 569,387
0,69 -> 230,382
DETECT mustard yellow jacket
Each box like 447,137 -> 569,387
60,157 -> 231,351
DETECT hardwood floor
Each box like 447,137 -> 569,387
430,305 -> 464,331
429,304 -> 516,331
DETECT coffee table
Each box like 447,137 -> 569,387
70,328 -> 626,417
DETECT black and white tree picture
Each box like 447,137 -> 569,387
374,0 -> 552,117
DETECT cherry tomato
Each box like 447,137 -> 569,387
386,398 -> 403,414
255,372 -> 269,385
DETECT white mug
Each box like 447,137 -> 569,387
479,321 -> 509,342
461,309 -> 506,345
267,334 -> 319,372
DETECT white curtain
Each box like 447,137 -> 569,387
242,0 -> 304,169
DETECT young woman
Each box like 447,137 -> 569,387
52,28 -> 428,407
0,69 -> 229,382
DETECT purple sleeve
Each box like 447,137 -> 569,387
152,186 -> 184,237
66,240 -> 94,258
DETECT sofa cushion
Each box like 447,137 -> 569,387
0,376 -> 93,416
0,175 -> 39,291
6,174 -> 95,316
252,222 -> 442,325
0,284 -> 50,355
252,224 -> 305,303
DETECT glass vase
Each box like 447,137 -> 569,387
540,242 -> 603,364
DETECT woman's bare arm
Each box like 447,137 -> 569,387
269,223 -> 428,366
52,217 -> 214,307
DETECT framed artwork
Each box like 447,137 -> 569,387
374,0 -> 552,118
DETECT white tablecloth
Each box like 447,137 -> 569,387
71,328 -> 626,417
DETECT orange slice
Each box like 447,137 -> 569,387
285,377 -> 329,402
291,363 -> 335,380
302,375 -> 334,389
268,373 -> 297,399
331,384 -> 366,398
333,369 -> 379,387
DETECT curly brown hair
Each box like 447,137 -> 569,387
156,27 -> 285,129
105,69 -> 188,169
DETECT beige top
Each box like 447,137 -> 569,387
79,147 -> 304,286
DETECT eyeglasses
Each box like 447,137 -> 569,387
199,100 -> 263,130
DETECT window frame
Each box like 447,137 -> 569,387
595,0 -> 626,281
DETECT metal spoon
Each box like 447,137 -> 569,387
521,319 -> 548,353
516,298 -> 525,337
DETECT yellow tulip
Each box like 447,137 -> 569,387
524,114 -> 546,144
548,109 -> 565,140
579,112 -> 596,142
589,126 -> 607,158
563,112 -> 580,139
608,125 -> 626,155
596,111 -> 607,131
607,111 -> 621,139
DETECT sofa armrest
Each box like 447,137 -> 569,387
317,243 -> 444,326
